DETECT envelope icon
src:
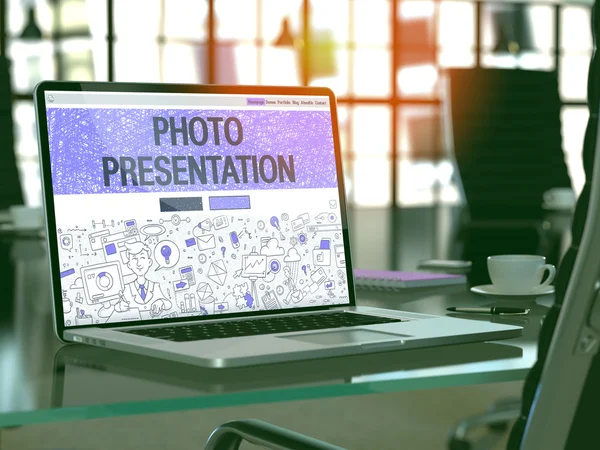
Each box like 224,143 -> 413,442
208,259 -> 227,286
329,200 -> 337,209
197,234 -> 216,251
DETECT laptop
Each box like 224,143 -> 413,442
34,81 -> 521,368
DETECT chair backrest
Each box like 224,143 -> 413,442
508,3 -> 600,449
0,55 -> 24,209
446,67 -> 572,221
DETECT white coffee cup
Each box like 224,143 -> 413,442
543,188 -> 576,210
9,205 -> 43,230
487,255 -> 556,294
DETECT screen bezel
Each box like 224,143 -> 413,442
34,81 -> 356,341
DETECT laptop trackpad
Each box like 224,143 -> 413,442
279,329 -> 411,346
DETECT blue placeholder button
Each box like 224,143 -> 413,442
209,195 -> 251,210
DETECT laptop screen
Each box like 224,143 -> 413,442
42,89 -> 351,328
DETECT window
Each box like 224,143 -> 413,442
5,0 -> 591,206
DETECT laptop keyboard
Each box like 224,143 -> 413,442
121,312 -> 403,342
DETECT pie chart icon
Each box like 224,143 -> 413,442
96,271 -> 114,291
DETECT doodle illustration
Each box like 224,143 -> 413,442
269,259 -> 281,274
196,282 -> 215,303
283,247 -> 301,282
82,262 -> 124,307
314,212 -> 337,224
69,277 -> 84,289
60,234 -> 73,251
233,283 -> 255,309
334,244 -> 346,267
291,217 -> 304,231
75,307 -> 93,325
179,266 -> 195,286
153,240 -> 180,269
196,233 -> 216,251
197,218 -> 212,232
312,238 -> 331,266
215,302 -> 229,313
62,291 -> 73,314
207,260 -> 227,286
213,215 -> 229,230
270,216 -> 280,231
260,238 -> 285,256
57,204 -> 349,325
180,293 -> 201,313
241,247 -> 267,301
159,214 -> 190,226
261,290 -> 281,310
89,229 -> 109,250
140,224 -> 166,241
120,241 -> 173,319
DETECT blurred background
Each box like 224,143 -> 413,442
4,0 -> 591,209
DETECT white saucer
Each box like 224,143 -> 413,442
542,202 -> 574,211
471,284 -> 554,297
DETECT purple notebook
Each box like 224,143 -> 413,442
354,269 -> 466,289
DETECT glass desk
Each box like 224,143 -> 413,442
0,208 -> 552,428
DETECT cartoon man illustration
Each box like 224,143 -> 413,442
118,241 -> 172,318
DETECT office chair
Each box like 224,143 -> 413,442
450,5 -> 600,448
507,2 -> 600,448
204,4 -> 600,449
204,419 -> 343,450
442,67 -> 572,285
445,67 -> 571,222
0,56 -> 24,210
445,46 -> 590,450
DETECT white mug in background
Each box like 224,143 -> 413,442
543,187 -> 576,210
9,205 -> 43,229
487,255 -> 556,294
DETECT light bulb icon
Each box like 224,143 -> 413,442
270,216 -> 280,231
161,245 -> 172,264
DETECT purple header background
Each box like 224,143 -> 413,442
48,108 -> 338,195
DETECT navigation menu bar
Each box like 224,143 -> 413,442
45,91 -> 330,110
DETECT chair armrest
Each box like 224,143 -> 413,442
204,419 -> 346,450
